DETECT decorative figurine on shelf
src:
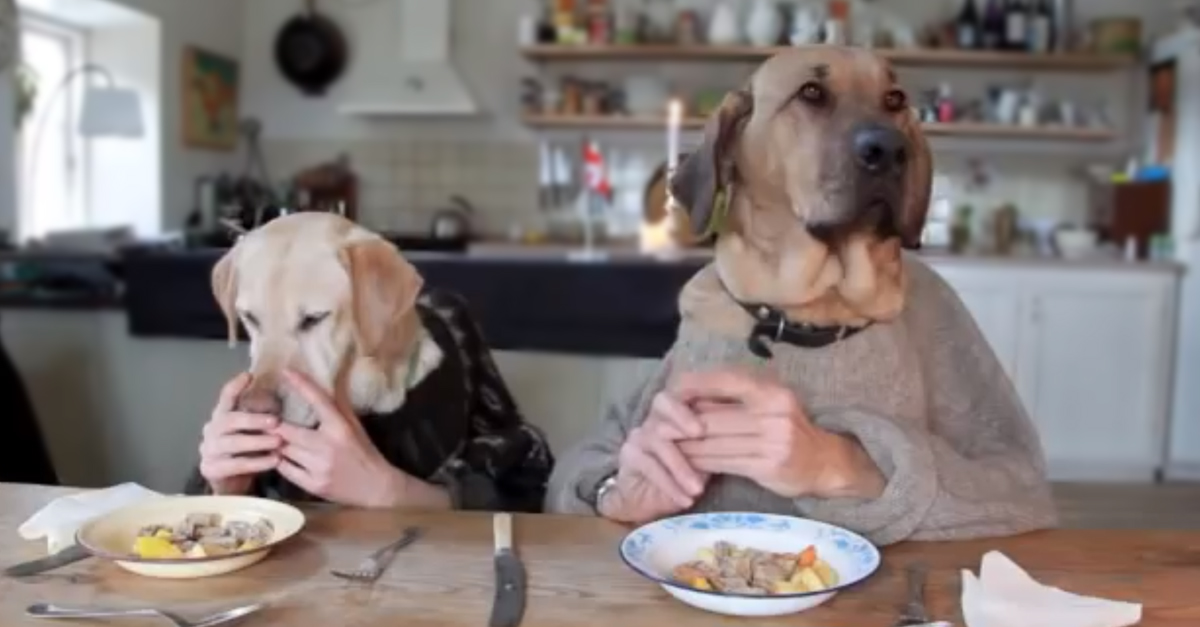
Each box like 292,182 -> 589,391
708,1 -> 742,45
746,0 -> 784,46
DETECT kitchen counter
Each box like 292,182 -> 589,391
0,243 -> 1183,358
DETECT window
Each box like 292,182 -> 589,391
16,15 -> 87,241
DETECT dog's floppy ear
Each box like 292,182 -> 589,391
898,121 -> 933,250
669,88 -> 753,238
339,237 -> 424,360
211,247 -> 239,347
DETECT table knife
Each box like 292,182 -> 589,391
4,544 -> 90,578
488,513 -> 526,627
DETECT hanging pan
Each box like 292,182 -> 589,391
274,0 -> 347,96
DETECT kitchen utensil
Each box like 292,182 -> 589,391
330,527 -> 421,583
430,195 -> 475,240
895,563 -> 930,626
488,513 -> 527,627
274,0 -> 347,96
4,544 -> 90,578
75,495 -> 305,579
27,602 -> 264,627
618,512 -> 882,617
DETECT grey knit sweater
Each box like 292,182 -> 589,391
545,255 -> 1058,545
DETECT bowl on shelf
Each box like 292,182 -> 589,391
1053,228 -> 1099,260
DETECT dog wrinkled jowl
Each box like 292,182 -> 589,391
210,213 -> 425,428
670,46 -> 933,326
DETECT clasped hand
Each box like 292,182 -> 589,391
603,370 -> 869,524
199,370 -> 407,508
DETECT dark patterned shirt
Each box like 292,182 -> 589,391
185,290 -> 555,512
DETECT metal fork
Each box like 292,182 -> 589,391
27,602 -> 264,627
330,527 -> 421,583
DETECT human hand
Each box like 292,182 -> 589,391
672,370 -> 883,500
601,392 -> 711,525
198,373 -> 282,495
272,370 -> 416,508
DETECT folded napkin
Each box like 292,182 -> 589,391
18,482 -> 165,554
961,550 -> 1143,627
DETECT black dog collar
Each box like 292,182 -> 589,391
736,301 -> 869,358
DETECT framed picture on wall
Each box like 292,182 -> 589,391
182,46 -> 239,151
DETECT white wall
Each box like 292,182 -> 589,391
93,0 -> 245,232
0,69 -> 14,237
88,17 -> 161,236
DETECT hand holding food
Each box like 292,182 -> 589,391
671,541 -> 840,595
132,512 -> 274,560
272,370 -> 416,508
601,393 -> 710,524
199,373 -> 283,495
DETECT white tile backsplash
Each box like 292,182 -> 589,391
264,138 -> 1096,238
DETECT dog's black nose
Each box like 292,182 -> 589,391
853,125 -> 908,175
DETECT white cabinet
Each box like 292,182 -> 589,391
929,261 -> 1180,482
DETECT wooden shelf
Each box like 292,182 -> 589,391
522,114 -> 1118,141
520,44 -> 1137,71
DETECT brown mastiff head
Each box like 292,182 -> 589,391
670,46 -> 932,326
210,213 -> 425,427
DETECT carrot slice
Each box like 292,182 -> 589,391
796,545 -> 817,568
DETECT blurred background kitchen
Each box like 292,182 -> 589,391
0,0 -> 1198,524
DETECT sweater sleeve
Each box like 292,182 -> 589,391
544,358 -> 671,515
792,270 -> 1058,546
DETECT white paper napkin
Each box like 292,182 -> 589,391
961,550 -> 1143,627
18,482 -> 165,554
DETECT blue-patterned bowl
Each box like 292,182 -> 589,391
618,512 -> 881,617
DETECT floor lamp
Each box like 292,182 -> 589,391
21,63 -> 144,241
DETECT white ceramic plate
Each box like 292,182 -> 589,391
619,512 -> 881,617
76,495 -> 305,579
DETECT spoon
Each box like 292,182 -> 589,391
27,602 -> 264,627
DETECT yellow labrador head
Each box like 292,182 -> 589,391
210,213 -> 423,427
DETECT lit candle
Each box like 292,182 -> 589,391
666,98 -> 682,174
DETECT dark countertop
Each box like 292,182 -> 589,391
111,247 -> 708,358
0,243 -> 1182,358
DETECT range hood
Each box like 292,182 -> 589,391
338,0 -> 479,117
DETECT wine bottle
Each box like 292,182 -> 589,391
1029,0 -> 1054,53
955,0 -> 981,50
981,0 -> 1006,50
1004,0 -> 1028,51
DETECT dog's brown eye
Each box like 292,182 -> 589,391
883,89 -> 907,112
297,312 -> 330,332
798,82 -> 826,104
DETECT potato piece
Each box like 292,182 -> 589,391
133,536 -> 184,559
771,579 -> 806,594
796,545 -> 817,568
186,544 -> 208,559
794,567 -> 826,592
696,547 -> 717,566
240,539 -> 264,552
689,577 -> 713,590
813,559 -> 839,587
153,528 -> 173,540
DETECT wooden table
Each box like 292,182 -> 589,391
2,483 -> 1199,626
